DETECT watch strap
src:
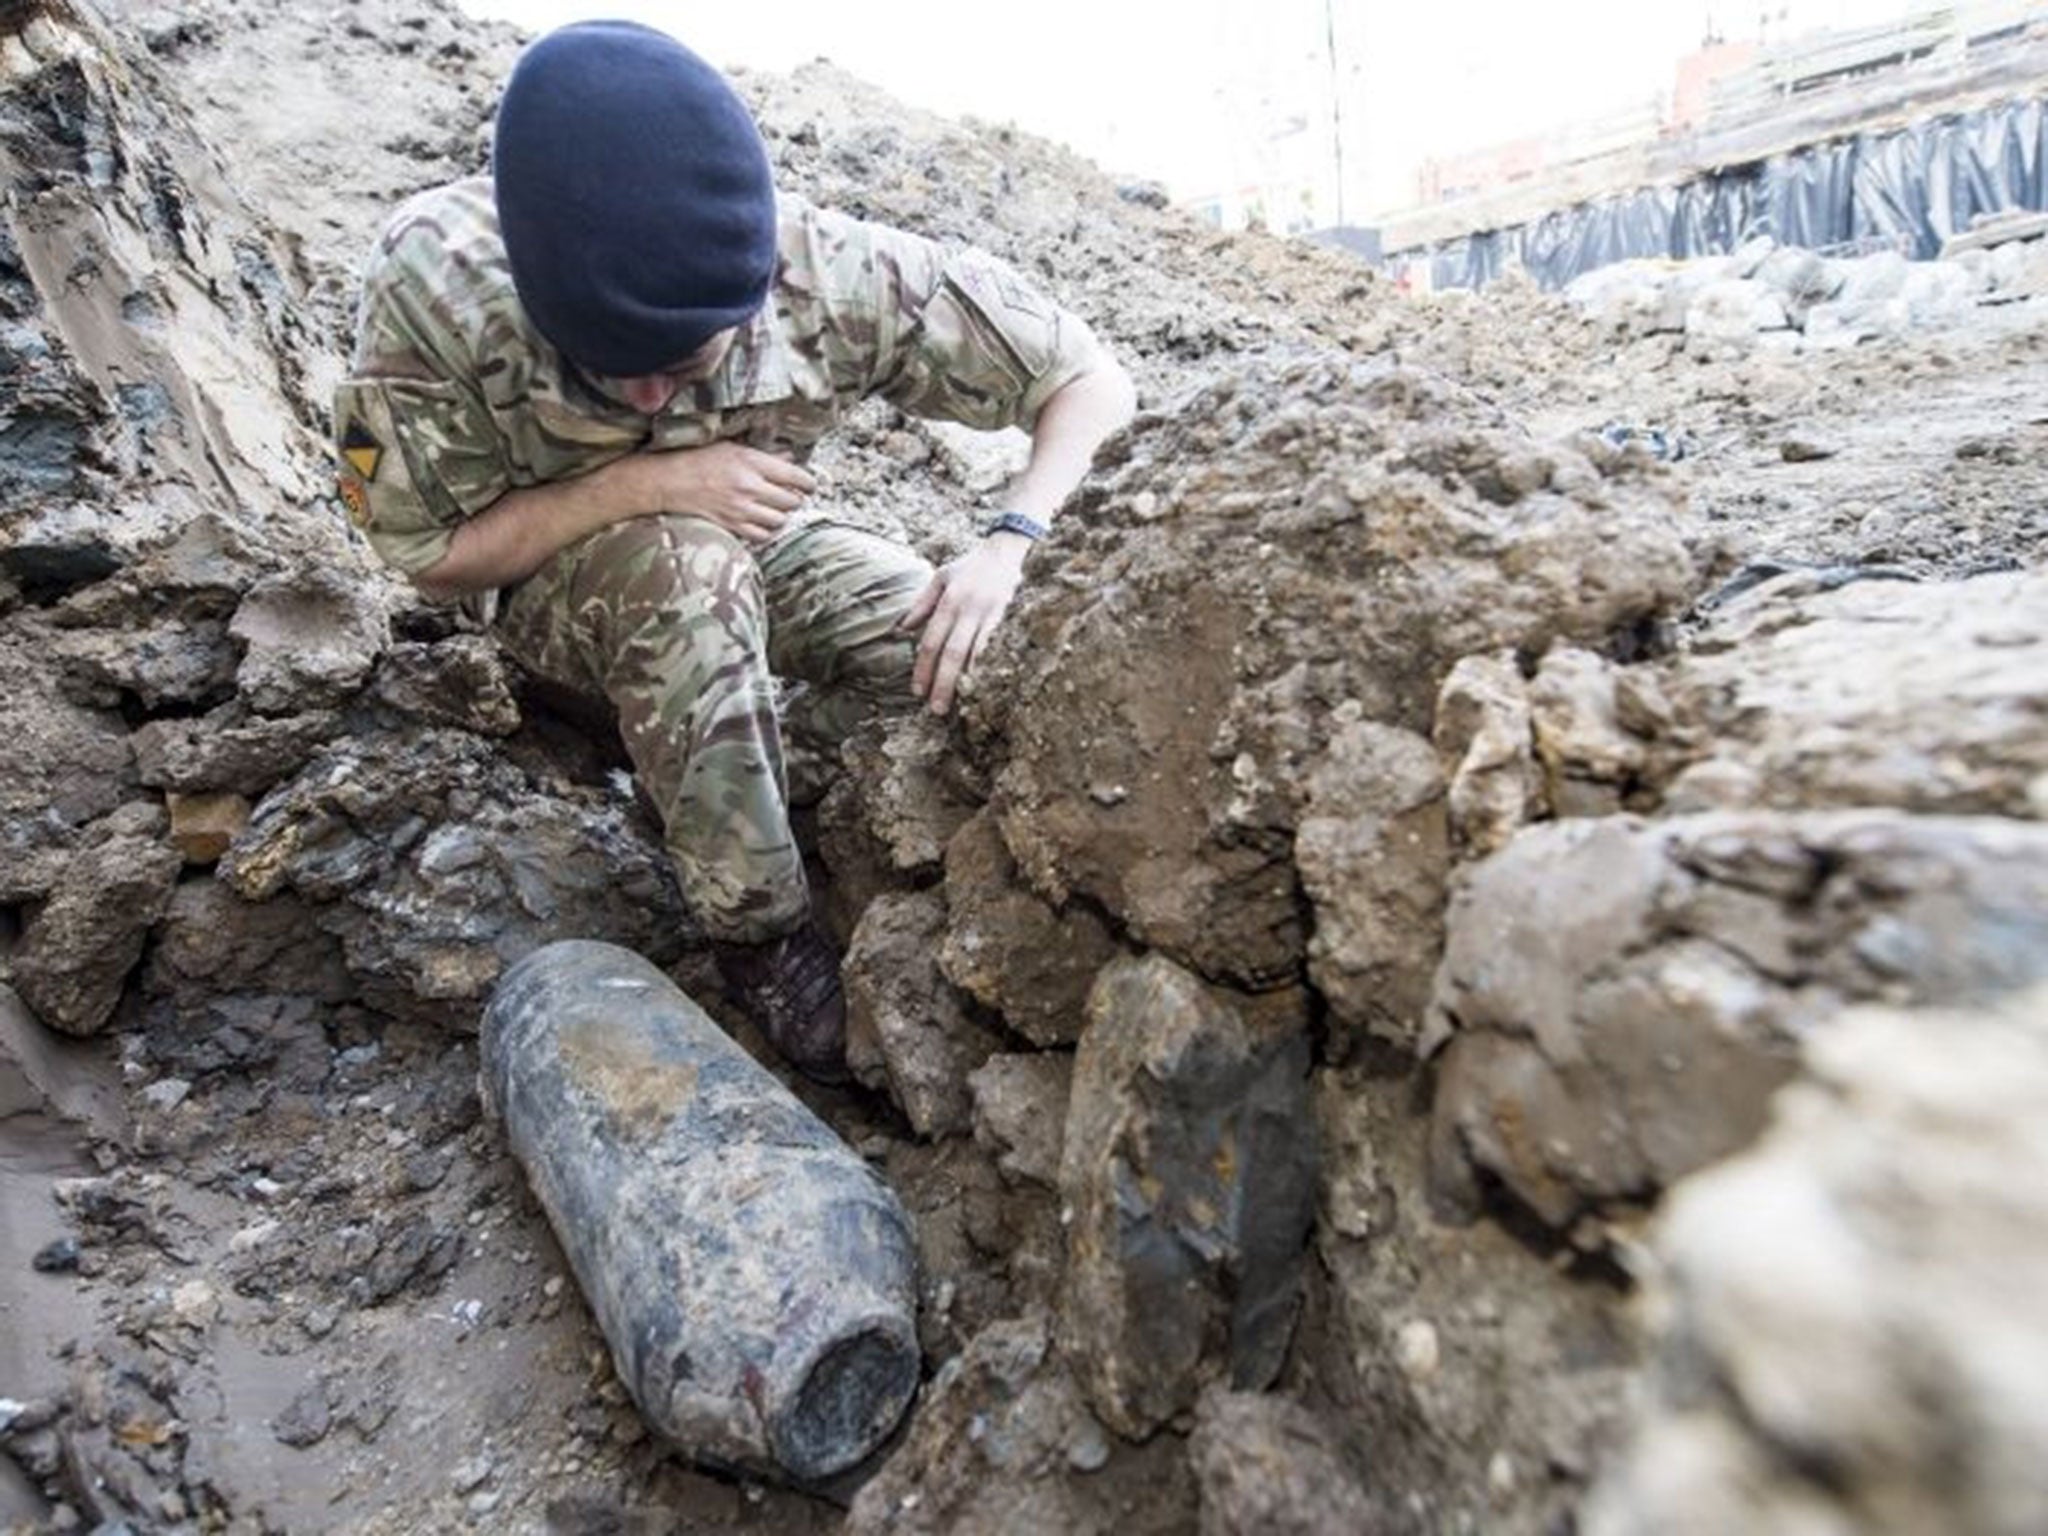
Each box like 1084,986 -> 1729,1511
983,510 -> 1048,542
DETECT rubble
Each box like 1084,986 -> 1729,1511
1295,715 -> 1448,1057
1188,1390 -> 1385,1536
1059,955 -> 1317,1439
0,0 -> 2044,1526
1566,231 -> 2048,347
966,1051 -> 1072,1190
844,889 -> 1005,1139
1655,567 -> 2048,820
938,809 -> 1118,1048
1586,985 -> 2048,1536
971,359 -> 1695,990
10,806 -> 182,1036
1427,812 -> 2048,1232
843,1313 -> 1193,1536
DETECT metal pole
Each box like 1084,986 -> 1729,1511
1325,0 -> 1347,226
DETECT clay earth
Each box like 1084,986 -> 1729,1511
3,0 -> 2046,1532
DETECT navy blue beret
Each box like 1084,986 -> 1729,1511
492,20 -> 777,377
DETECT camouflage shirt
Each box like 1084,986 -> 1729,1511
335,176 -> 1105,593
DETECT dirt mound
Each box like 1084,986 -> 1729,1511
3,0 -> 2047,1532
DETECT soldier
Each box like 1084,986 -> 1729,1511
334,21 -> 1135,1081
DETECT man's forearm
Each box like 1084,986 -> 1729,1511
413,454 -> 652,599
1000,359 -> 1138,532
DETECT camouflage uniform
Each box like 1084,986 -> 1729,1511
336,177 -> 1104,941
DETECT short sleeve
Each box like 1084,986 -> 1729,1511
863,228 -> 1106,432
333,376 -> 508,578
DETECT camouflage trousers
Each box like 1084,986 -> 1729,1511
495,516 -> 932,943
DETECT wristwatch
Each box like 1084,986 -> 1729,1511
982,511 -> 1048,542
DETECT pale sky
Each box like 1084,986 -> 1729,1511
459,0 -> 1928,216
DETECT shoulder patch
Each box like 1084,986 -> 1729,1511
338,470 -> 372,528
342,419 -> 384,482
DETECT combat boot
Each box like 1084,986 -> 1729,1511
712,922 -> 849,1084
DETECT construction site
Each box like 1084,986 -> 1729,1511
1,0 -> 2045,1532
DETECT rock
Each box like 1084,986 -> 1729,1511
1729,234 -> 1778,278
1802,295 -> 1907,349
1985,237 -> 2048,302
271,1381 -> 332,1448
1898,259 -> 1978,327
1296,714 -> 1449,1057
32,1237 -> 80,1273
49,512 -> 270,630
1187,1390 -> 1383,1536
0,982 -> 126,1140
1432,651 -> 1541,857
939,809 -> 1118,1047
219,730 -> 689,1019
1428,812 -> 2048,1231
1060,954 -> 1317,1438
967,1051 -> 1072,1188
1940,208 -> 2048,255
0,504 -> 125,600
1585,984 -> 2048,1536
1527,646 -> 1656,819
165,790 -> 249,864
1683,278 -> 1790,342
1565,261 -> 1674,335
1778,435 -> 1839,462
1645,256 -> 1740,332
1833,249 -> 1912,305
0,632 -> 135,835
169,1279 -> 217,1328
1394,1320 -> 1440,1382
1751,246 -> 1843,324
843,890 -> 1004,1138
139,1077 -> 190,1112
1656,568 -> 2048,819
129,703 -> 343,796
229,568 -> 387,713
974,360 -> 1695,989
47,620 -> 239,711
372,635 -> 520,736
844,1313 -> 1192,1536
823,712 -> 978,874
12,818 -> 182,1036
815,712 -> 981,933
142,880 -> 352,1014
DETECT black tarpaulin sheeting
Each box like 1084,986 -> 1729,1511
1427,94 -> 2048,289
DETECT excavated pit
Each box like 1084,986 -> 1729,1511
2,0 -> 2046,1532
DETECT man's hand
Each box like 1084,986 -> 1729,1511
898,533 -> 1030,715
636,442 -> 816,545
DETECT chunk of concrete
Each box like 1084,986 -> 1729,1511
12,812 -> 182,1036
229,568 -> 387,712
1296,715 -> 1448,1057
844,890 -> 1004,1139
1061,954 -> 1316,1438
1427,812 -> 2048,1233
1586,984 -> 2048,1536
371,635 -> 519,736
1433,651 -> 1541,857
1684,278 -> 1790,342
967,1051 -> 1072,1188
1189,1390 -> 1383,1536
940,809 -> 1119,1048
